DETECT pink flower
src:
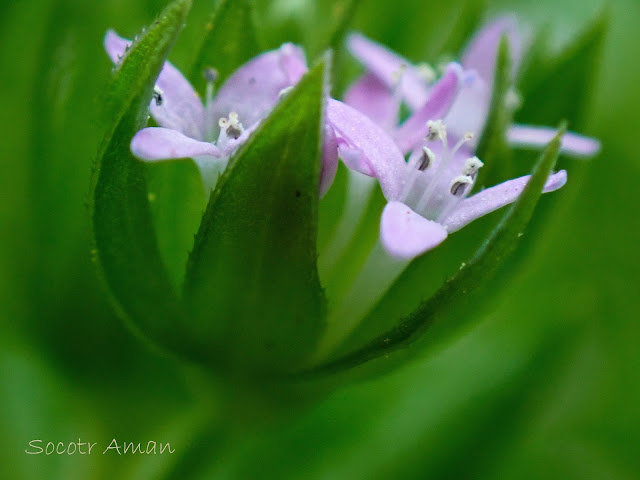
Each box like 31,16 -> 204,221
344,17 -> 600,158
104,30 -> 337,194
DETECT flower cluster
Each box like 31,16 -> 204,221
105,16 -> 600,262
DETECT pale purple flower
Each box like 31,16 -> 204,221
326,99 -> 567,260
104,30 -> 337,194
344,17 -> 601,158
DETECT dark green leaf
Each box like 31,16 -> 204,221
91,0 -> 192,350
474,34 -> 514,189
183,59 -> 329,377
515,24 -> 552,96
189,0 -> 261,94
517,12 -> 608,129
304,125 -> 567,382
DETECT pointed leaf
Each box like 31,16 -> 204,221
320,0 -> 364,95
325,0 -> 363,54
474,34 -> 514,188
515,24 -> 552,95
304,125 -> 567,382
91,0 -> 192,350
189,0 -> 261,93
183,60 -> 329,377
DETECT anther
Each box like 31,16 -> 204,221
417,147 -> 435,171
426,120 -> 447,142
203,67 -> 218,83
462,156 -> 484,179
449,175 -> 474,197
218,112 -> 244,139
416,63 -> 436,83
152,86 -> 164,106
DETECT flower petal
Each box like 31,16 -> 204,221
152,64 -> 205,139
104,30 -> 204,139
507,125 -> 601,158
380,201 -> 448,260
442,170 -> 567,233
347,33 -> 429,110
279,43 -> 308,84
444,69 -> 491,140
131,127 -> 223,161
320,125 -> 340,197
394,63 -> 462,153
461,16 -> 522,83
209,43 -> 308,131
337,145 -> 375,177
344,73 -> 399,130
326,99 -> 406,200
104,29 -> 129,63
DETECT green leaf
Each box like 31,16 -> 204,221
189,0 -> 261,94
436,0 -> 487,58
321,184 -> 385,306
515,24 -> 552,96
91,0 -> 192,350
145,160 -> 206,289
314,0 -> 364,94
183,59 -> 329,377
318,161 -> 349,253
304,125 -> 567,382
326,0 -> 363,54
474,34 -> 514,189
517,12 -> 608,129
100,0 -> 191,139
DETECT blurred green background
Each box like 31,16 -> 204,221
1,0 -> 638,478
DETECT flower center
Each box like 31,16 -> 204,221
415,62 -> 436,83
215,111 -> 245,149
398,120 -> 483,223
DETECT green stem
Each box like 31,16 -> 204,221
315,241 -> 409,361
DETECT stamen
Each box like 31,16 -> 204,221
449,131 -> 474,158
416,63 -> 436,84
218,112 -> 244,139
415,120 -> 452,212
426,120 -> 447,142
462,156 -> 484,179
202,67 -> 219,141
391,63 -> 408,86
417,146 -> 435,171
449,175 -> 474,197
401,147 -> 432,202
203,67 -> 218,84
152,86 -> 164,106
